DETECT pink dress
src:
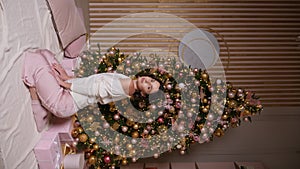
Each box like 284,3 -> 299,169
22,49 -> 130,121
22,49 -> 77,118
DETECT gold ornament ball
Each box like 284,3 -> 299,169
132,131 -> 139,138
79,69 -> 84,75
79,133 -> 88,142
112,122 -> 120,130
238,105 -> 245,112
145,111 -> 151,117
202,107 -> 208,113
130,149 -> 137,155
89,138 -> 96,144
114,136 -> 120,143
121,159 -> 128,165
93,144 -> 99,150
214,131 -> 221,137
126,120 -> 134,126
244,110 -> 251,116
201,73 -> 208,80
88,155 -> 97,165
77,127 -> 84,133
222,114 -> 228,120
71,129 -> 79,138
87,116 -> 94,123
126,144 -> 133,150
214,128 -> 224,137
228,100 -> 237,108
133,124 -> 139,130
203,98 -> 208,104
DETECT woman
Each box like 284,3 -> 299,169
22,49 -> 163,130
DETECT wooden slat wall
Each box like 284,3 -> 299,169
89,0 -> 300,107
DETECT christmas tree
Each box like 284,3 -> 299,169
70,47 -> 263,169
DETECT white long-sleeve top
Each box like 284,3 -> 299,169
67,73 -> 130,110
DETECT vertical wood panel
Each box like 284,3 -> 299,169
89,0 -> 300,107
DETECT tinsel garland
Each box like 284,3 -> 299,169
70,47 -> 263,169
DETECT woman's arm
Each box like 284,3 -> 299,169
52,63 -> 74,81
50,65 -> 72,90
59,80 -> 72,89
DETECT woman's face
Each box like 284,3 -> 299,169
137,76 -> 160,96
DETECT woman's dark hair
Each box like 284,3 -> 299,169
130,68 -> 166,111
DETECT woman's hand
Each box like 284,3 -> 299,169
50,68 -> 72,90
51,63 -> 73,81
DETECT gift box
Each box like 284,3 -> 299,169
48,116 -> 75,144
34,131 -> 63,169
59,143 -> 85,169
63,153 -> 85,169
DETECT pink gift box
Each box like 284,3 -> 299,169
34,132 -> 63,169
48,116 -> 75,144
63,153 -> 85,169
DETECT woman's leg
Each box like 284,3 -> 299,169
22,50 -> 77,118
29,87 -> 49,132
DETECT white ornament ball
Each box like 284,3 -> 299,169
95,131 -> 100,136
122,126 -> 128,132
103,122 -> 110,129
114,114 -> 120,120
202,133 -> 208,139
72,141 -> 78,147
114,145 -> 120,151
207,114 -> 214,121
143,129 -> 149,134
158,110 -> 164,116
178,83 -> 185,89
218,110 -> 224,115
209,127 -> 215,133
177,125 -> 185,132
187,112 -> 193,118
201,127 -> 207,133
131,139 -> 137,144
132,157 -> 137,162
